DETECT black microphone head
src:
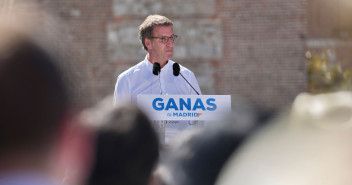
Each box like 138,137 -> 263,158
152,62 -> 161,75
173,63 -> 180,76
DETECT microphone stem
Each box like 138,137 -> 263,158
158,73 -> 162,95
180,73 -> 199,95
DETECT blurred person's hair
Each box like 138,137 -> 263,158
139,15 -> 173,51
0,33 -> 70,155
0,2 -> 92,185
158,109 -> 258,185
0,0 -> 80,155
81,97 -> 159,185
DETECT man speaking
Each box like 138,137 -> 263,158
113,15 -> 202,143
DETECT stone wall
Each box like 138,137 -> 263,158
217,0 -> 308,110
18,0 -> 309,111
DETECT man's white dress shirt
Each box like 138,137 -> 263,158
114,55 -> 202,143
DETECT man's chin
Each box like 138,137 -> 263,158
166,54 -> 173,60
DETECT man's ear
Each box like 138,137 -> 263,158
145,38 -> 152,50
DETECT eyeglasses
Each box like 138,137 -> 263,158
150,34 -> 178,44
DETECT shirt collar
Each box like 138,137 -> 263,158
143,54 -> 172,73
143,55 -> 153,72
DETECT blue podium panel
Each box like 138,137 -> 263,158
137,95 -> 231,121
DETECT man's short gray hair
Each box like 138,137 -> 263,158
139,15 -> 173,51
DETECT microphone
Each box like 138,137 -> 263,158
152,62 -> 162,95
173,62 -> 180,76
172,63 -> 199,95
153,62 -> 161,75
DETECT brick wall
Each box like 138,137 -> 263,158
5,0 -> 310,111
40,0 -> 115,107
217,0 -> 308,110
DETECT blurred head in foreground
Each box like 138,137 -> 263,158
156,105 -> 257,185
0,31 -> 69,162
216,91 -> 352,185
0,31 -> 93,185
81,96 -> 159,185
0,1 -> 92,184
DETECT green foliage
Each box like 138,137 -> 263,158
307,50 -> 352,94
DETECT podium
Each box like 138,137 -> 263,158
137,95 -> 231,144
